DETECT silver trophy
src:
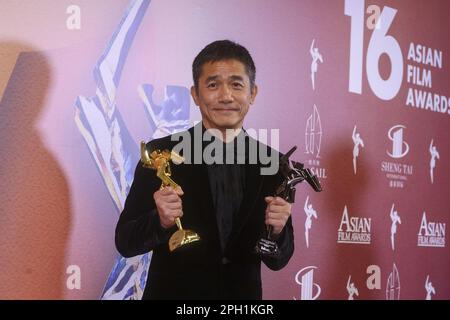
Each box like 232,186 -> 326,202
255,146 -> 322,256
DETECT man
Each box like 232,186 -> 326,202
115,40 -> 294,299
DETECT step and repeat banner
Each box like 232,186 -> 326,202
0,0 -> 448,299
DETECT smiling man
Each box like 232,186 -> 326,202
115,40 -> 295,299
191,54 -> 257,140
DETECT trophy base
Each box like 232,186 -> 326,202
255,238 -> 280,257
169,229 -> 201,252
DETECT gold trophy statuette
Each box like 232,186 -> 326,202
140,141 -> 201,252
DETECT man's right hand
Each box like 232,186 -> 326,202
153,186 -> 184,229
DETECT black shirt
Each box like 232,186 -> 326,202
204,129 -> 248,251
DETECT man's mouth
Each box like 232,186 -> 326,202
212,107 -> 239,112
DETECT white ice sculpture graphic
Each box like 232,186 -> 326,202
304,196 -> 317,248
429,139 -> 439,184
75,0 -> 191,299
346,275 -> 359,300
352,125 -> 364,174
390,204 -> 401,251
310,39 -> 323,90
425,275 -> 436,300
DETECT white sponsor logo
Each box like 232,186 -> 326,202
338,206 -> 371,244
294,266 -> 321,300
417,212 -> 446,247
381,125 -> 413,189
305,105 -> 322,158
387,125 -> 409,158
386,263 -> 400,300
304,105 -> 327,179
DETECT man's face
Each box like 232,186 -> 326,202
191,59 -> 257,132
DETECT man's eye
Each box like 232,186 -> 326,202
207,83 -> 217,88
232,82 -> 244,88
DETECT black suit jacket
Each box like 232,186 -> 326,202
115,125 -> 295,299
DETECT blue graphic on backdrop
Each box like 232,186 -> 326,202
139,84 -> 190,138
75,0 -> 191,299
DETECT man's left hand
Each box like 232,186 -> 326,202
264,196 -> 292,236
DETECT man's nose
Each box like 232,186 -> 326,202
218,85 -> 233,103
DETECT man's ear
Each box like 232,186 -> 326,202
250,85 -> 258,105
191,86 -> 199,106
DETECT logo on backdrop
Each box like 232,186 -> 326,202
346,275 -> 359,300
417,212 -> 446,248
310,39 -> 324,90
352,125 -> 364,174
294,266 -> 321,300
429,139 -> 440,184
386,263 -> 401,300
304,104 -> 327,179
337,205 -> 371,244
390,204 -> 401,251
381,125 -> 413,189
425,275 -> 436,300
345,1 -> 450,117
304,196 -> 318,248
387,125 -> 409,158
305,104 -> 322,158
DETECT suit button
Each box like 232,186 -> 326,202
221,257 -> 231,265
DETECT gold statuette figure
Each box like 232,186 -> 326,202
140,141 -> 201,252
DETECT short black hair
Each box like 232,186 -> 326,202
192,40 -> 256,89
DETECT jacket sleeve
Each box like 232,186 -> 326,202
260,154 -> 295,271
261,215 -> 295,271
115,160 -> 174,258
